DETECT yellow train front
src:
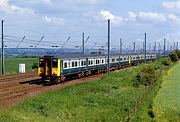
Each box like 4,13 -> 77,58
38,56 -> 61,83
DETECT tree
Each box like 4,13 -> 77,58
134,65 -> 156,86
169,51 -> 178,62
174,50 -> 180,59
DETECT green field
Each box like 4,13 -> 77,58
153,62 -> 180,122
0,57 -> 38,74
0,58 -> 171,122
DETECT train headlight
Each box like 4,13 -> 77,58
53,70 -> 57,74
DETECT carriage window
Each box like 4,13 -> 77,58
72,62 -> 75,67
102,59 -> 104,64
124,58 -> 126,60
75,62 -> 78,67
112,59 -> 115,62
64,62 -> 68,68
96,60 -> 100,64
39,59 -> 44,67
133,57 -> 135,59
52,59 -> 58,68
84,61 -> 86,66
120,58 -> 122,61
91,60 -> 93,65
96,60 -> 98,64
81,61 -> 84,66
88,60 -> 91,65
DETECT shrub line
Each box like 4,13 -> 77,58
124,62 -> 176,122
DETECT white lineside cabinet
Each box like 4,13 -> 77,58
19,64 -> 25,73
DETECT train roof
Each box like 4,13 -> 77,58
40,53 -> 156,60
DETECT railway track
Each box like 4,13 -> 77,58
0,72 -> 102,108
0,72 -> 37,82
0,72 -> 41,108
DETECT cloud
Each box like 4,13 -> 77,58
126,11 -> 137,22
76,0 -> 101,5
162,0 -> 180,13
138,12 -> 166,23
126,11 -> 167,24
168,14 -> 180,24
43,0 -> 51,3
43,16 -> 65,26
0,0 -> 34,15
99,10 -> 123,26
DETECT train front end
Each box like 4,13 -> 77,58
38,56 -> 61,82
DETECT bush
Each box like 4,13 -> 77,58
134,65 -> 156,86
174,49 -> 180,59
169,51 -> 178,62
32,63 -> 38,69
161,57 -> 172,66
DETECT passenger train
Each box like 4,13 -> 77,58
38,53 -> 157,83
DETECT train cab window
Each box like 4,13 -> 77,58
52,59 -> 58,68
39,59 -> 44,67
64,62 -> 68,69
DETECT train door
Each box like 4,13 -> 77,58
51,58 -> 60,77
44,57 -> 52,77
128,56 -> 131,64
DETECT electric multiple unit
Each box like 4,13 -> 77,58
38,53 -> 157,83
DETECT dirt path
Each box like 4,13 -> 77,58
0,74 -> 102,109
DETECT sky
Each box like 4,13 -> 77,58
0,0 -> 180,50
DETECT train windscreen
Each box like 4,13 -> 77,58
52,59 -> 58,68
39,58 -> 44,67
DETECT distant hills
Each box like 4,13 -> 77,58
0,48 -> 167,57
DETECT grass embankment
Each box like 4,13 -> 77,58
0,59 -> 168,122
130,59 -> 176,121
0,57 -> 37,74
153,62 -> 180,121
